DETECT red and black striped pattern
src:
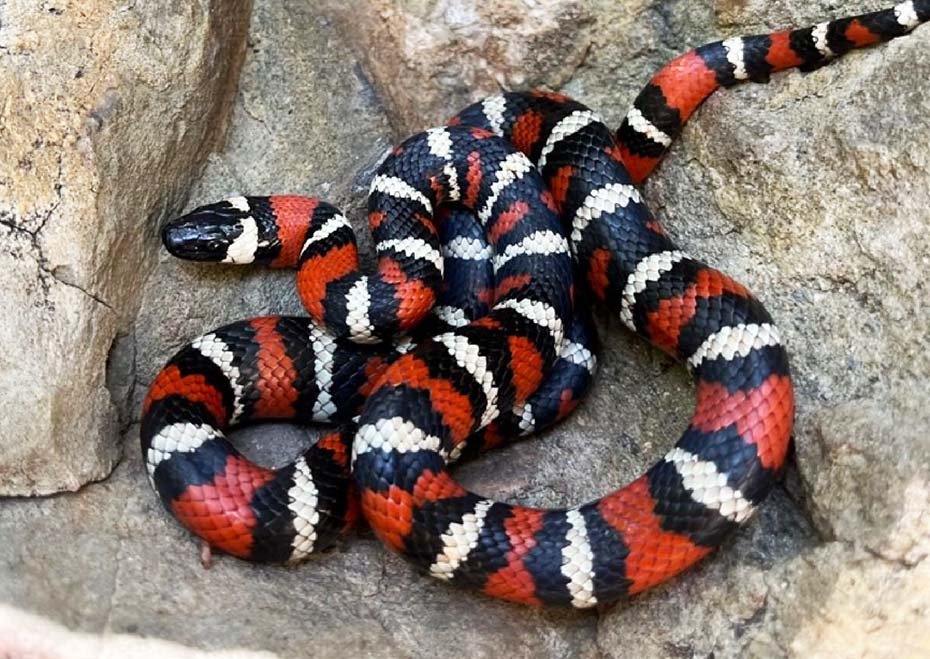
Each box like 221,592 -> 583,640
616,0 -> 930,183
142,3 -> 927,606
145,195 -> 597,563
141,317 -> 387,563
351,92 -> 792,608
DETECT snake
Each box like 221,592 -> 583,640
141,2 -> 929,607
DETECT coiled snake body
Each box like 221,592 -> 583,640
142,3 -> 929,607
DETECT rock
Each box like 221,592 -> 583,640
1,0 -> 929,656
801,391 -> 930,565
0,604 -> 274,658
751,543 -> 930,656
321,0 -> 895,137
0,0 -> 252,494
321,0 -> 598,136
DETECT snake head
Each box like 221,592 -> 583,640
162,196 -> 264,264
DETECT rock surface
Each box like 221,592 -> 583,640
0,604 -> 273,658
1,0 -> 929,657
321,0 -> 597,137
0,0 -> 252,494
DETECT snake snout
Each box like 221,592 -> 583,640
162,208 -> 242,262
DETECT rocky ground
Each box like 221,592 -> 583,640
1,0 -> 928,657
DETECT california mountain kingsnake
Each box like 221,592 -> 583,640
141,3 -> 929,607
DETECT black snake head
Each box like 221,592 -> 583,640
162,197 -> 258,263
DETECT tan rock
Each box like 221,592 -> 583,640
0,0 -> 252,494
801,391 -> 930,566
748,543 -> 930,658
0,603 -> 276,659
322,0 -> 597,136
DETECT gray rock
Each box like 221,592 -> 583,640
321,0 -> 597,137
752,542 -> 930,656
801,390 -> 930,565
0,603 -> 274,658
0,0 -> 253,495
1,0 -> 928,656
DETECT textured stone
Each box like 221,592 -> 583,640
321,0 -> 597,136
801,391 -> 930,565
0,604 -> 273,658
0,0 -> 252,494
752,543 -> 930,657
1,0 -> 929,656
